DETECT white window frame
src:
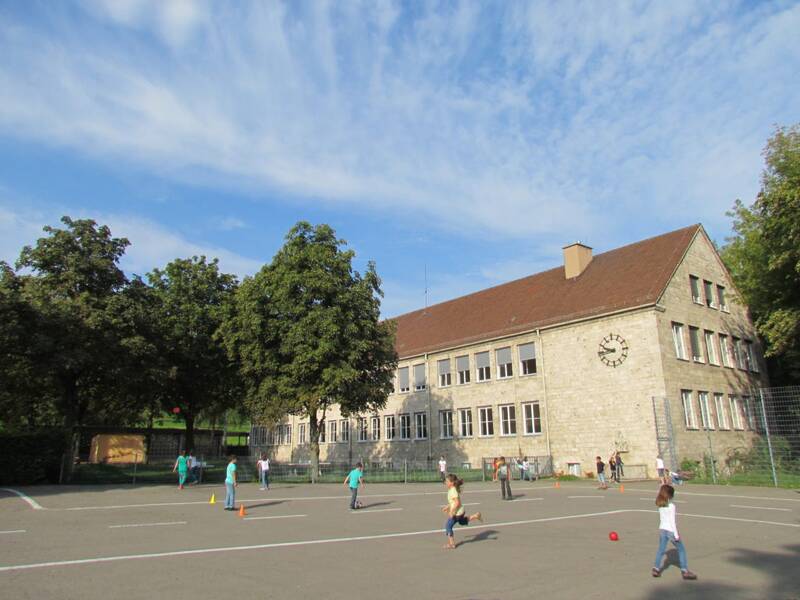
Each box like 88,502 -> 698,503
714,393 -> 729,430
398,366 -> 410,393
319,423 -> 326,444
496,347 -> 513,379
328,420 -> 337,443
689,326 -> 704,363
703,280 -> 716,308
371,416 -> 380,441
745,341 -> 758,372
358,417 -> 368,442
299,423 -> 306,444
478,406 -> 494,437
438,359 -> 452,387
689,275 -> 702,304
456,355 -> 471,385
499,404 -> 517,436
733,338 -> 745,370
399,413 -> 411,440
476,351 -> 491,382
743,396 -> 756,430
719,334 -> 732,367
717,284 -> 728,312
340,419 -> 350,443
704,330 -> 719,366
522,402 -> 542,435
672,322 -> 687,360
681,390 -> 698,429
439,410 -> 454,439
729,395 -> 743,430
458,408 -> 473,437
384,415 -> 395,441
413,363 -> 427,391
698,391 -> 714,430
414,412 -> 428,440
518,342 -> 537,376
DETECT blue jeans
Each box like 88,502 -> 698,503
654,530 -> 688,571
350,487 -> 359,509
260,470 -> 269,488
225,482 -> 236,509
445,514 -> 469,536
178,471 -> 187,486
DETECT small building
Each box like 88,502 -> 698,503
253,224 -> 765,477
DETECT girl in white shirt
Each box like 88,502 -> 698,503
652,485 -> 697,580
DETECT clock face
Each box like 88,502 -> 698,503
598,333 -> 629,367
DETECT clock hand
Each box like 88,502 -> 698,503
597,348 -> 616,356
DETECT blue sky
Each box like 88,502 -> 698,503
1,1 -> 798,317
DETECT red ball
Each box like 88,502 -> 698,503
609,531 -> 619,541
172,407 -> 181,414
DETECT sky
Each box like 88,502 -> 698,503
1,1 -> 798,317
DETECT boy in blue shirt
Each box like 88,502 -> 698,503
344,462 -> 364,510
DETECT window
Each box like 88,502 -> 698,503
413,363 -> 427,391
689,327 -> 704,362
384,415 -> 395,440
458,408 -> 473,437
478,406 -> 494,436
285,424 -> 292,444
714,393 -> 729,430
398,367 -> 410,393
703,280 -> 716,308
400,413 -> 411,440
499,404 -> 517,436
522,402 -> 542,434
319,423 -> 326,443
299,423 -> 306,444
719,334 -> 732,367
732,337 -> 745,369
371,416 -> 380,441
456,355 -> 471,384
358,417 -> 368,442
689,275 -> 702,303
328,420 -> 337,443
704,331 -> 719,365
519,342 -> 537,375
717,285 -> 728,311
476,351 -> 491,381
742,396 -> 756,430
729,395 -> 743,430
414,412 -> 428,439
496,347 -> 513,379
672,323 -> 687,360
745,341 -> 758,372
439,410 -> 454,439
438,359 -> 451,387
698,392 -> 714,430
340,420 -> 350,442
681,390 -> 698,429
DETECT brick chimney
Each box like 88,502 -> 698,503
563,242 -> 593,279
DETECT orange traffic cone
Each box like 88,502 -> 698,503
238,504 -> 247,517
554,480 -> 561,489
619,484 -> 625,493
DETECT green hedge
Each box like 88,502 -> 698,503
0,429 -> 67,485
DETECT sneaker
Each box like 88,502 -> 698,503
651,568 -> 661,578
681,571 -> 697,581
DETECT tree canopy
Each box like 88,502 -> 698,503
721,124 -> 800,384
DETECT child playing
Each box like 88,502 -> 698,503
495,456 -> 512,500
596,456 -> 608,489
442,474 -> 482,549
224,455 -> 238,511
172,450 -> 188,489
257,453 -> 270,490
344,462 -> 364,510
652,484 -> 697,580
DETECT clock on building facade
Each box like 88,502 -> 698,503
598,333 -> 629,367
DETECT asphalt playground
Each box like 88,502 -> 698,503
1,479 -> 798,600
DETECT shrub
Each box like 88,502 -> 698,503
0,429 -> 67,484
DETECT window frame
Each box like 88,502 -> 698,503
475,351 -> 491,382
456,355 -> 471,385
398,366 -> 410,393
688,326 -> 704,363
522,401 -> 542,435
729,395 -> 743,430
384,415 -> 396,441
672,322 -> 687,360
704,330 -> 719,366
357,417 -> 368,442
681,390 -> 698,429
714,393 -> 729,430
518,342 -> 537,376
698,391 -> 714,430
413,363 -> 427,391
689,275 -> 702,304
299,423 -> 307,445
414,411 -> 428,440
399,413 -> 411,440
717,285 -> 728,312
458,408 -> 473,438
744,341 -> 758,372
340,419 -> 350,443
478,406 -> 494,437
439,410 -> 454,439
703,280 -> 716,308
437,358 -> 452,388
371,416 -> 380,441
328,420 -> 338,443
496,347 -> 513,379
718,334 -> 732,367
499,404 -> 517,436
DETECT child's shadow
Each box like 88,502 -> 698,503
660,549 -> 682,572
247,501 -> 287,510
359,501 -> 393,509
457,530 -> 498,547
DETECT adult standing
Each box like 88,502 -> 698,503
522,457 -> 531,481
609,455 -> 618,483
186,450 -> 196,484
495,456 -> 512,500
258,453 -> 270,490
438,456 -> 447,483
172,449 -> 188,490
615,451 -> 624,480
224,455 -> 238,511
656,455 -> 666,484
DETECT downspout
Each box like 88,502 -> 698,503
537,329 -> 554,462
426,353 -> 433,461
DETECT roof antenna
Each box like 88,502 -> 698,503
424,263 -> 428,313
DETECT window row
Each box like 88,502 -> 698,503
689,275 -> 728,312
671,322 -> 759,372
395,343 -> 538,393
680,390 -> 757,431
262,402 -> 544,446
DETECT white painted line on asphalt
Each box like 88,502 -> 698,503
622,487 -> 800,503
109,521 -> 187,529
351,508 -> 403,514
511,498 -> 543,502
568,496 -> 605,499
0,530 -> 26,534
243,515 -> 307,521
0,509 -> 632,572
730,505 -> 791,512
66,500 -> 212,511
463,502 -> 481,506
0,488 -> 44,510
631,509 -> 800,529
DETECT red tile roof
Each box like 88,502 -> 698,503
392,224 -> 700,358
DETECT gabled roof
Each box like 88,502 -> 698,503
392,224 -> 701,358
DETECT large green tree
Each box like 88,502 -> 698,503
222,222 -> 397,481
721,124 -> 800,384
147,256 -> 240,451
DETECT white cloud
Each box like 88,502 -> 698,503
1,2 -> 798,244
217,217 -> 248,231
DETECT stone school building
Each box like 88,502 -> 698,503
254,224 -> 765,478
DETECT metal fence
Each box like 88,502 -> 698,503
688,385 -> 800,488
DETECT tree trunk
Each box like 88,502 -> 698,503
309,413 -> 320,484
184,411 -> 195,452
59,374 -> 80,483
